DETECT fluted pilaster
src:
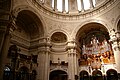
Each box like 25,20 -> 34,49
0,13 -> 17,80
36,37 -> 51,80
67,41 -> 78,80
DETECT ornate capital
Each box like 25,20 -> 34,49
66,41 -> 76,49
38,37 -> 51,53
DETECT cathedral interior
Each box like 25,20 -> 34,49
0,0 -> 120,80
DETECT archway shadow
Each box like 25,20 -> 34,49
49,70 -> 68,80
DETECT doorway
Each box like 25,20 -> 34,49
106,69 -> 118,80
79,70 -> 89,80
92,70 -> 103,80
49,70 -> 67,80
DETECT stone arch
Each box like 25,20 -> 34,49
92,70 -> 103,80
76,22 -> 114,67
13,5 -> 46,37
50,68 -> 68,74
72,19 -> 111,39
51,32 -> 67,43
15,10 -> 44,39
79,70 -> 89,80
49,70 -> 68,80
75,22 -> 109,48
106,69 -> 118,80
49,29 -> 70,42
92,70 -> 102,76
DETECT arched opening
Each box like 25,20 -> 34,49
79,70 -> 89,80
49,70 -> 68,80
106,69 -> 118,80
92,70 -> 103,80
16,66 -> 29,80
76,23 -> 115,68
3,66 -> 11,80
15,10 -> 44,40
76,23 -> 110,51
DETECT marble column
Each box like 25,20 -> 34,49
80,0 -> 84,12
0,14 -> 16,80
36,37 -> 51,80
110,29 -> 120,73
89,0 -> 94,9
54,0 -> 57,11
68,0 -> 78,14
67,41 -> 78,80
62,0 -> 66,13
68,52 -> 72,80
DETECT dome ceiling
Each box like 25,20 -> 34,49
36,0 -> 108,14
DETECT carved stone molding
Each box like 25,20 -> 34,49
31,0 -> 117,20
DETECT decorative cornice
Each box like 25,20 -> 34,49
31,0 -> 117,20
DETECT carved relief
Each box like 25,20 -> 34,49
51,32 -> 67,43
44,18 -> 67,31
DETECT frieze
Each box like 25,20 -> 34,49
50,65 -> 68,72
44,17 -> 79,36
